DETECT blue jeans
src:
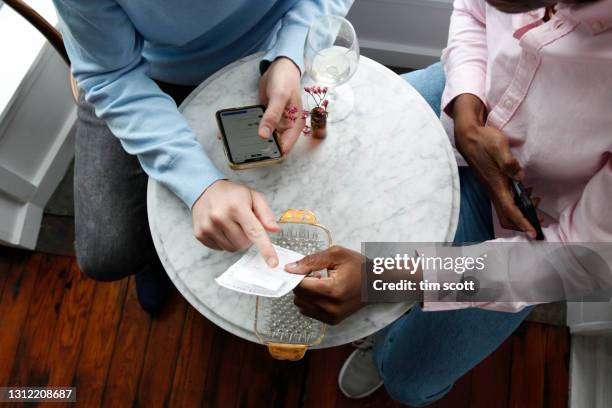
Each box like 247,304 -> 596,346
372,64 -> 531,407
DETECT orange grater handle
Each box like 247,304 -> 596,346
278,209 -> 319,225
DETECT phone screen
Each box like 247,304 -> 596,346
217,106 -> 282,165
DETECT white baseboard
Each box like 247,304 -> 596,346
360,39 -> 443,69
348,0 -> 452,69
0,43 -> 76,249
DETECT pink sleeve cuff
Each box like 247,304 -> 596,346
441,65 -> 488,117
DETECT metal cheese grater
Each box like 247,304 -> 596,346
254,209 -> 331,361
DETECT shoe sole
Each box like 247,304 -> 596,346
337,348 -> 384,399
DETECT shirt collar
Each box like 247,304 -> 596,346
557,0 -> 612,35
512,8 -> 546,39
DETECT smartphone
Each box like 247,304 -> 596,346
215,105 -> 283,170
511,180 -> 544,240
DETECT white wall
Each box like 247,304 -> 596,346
0,2 -> 75,249
0,0 -> 58,113
348,0 -> 453,68
0,43 -> 75,249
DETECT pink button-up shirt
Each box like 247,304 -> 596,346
426,0 -> 612,312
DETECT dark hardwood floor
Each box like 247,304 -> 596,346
0,248 -> 570,408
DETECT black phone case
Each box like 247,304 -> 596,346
512,181 -> 544,240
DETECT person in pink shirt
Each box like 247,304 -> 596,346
283,0 -> 612,403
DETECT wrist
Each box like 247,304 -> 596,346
453,96 -> 486,145
192,179 -> 229,209
455,118 -> 482,142
272,56 -> 302,76
453,94 -> 486,131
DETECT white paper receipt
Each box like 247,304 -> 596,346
215,245 -> 306,297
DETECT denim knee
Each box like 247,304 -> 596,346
375,321 -> 453,407
400,62 -> 446,116
380,363 -> 453,407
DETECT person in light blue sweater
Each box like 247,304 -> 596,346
53,0 -> 353,312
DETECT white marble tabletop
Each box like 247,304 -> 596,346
147,52 -> 459,347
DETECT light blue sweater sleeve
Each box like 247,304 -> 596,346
53,0 -> 225,208
262,0 -> 355,73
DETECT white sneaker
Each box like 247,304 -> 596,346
338,336 -> 384,399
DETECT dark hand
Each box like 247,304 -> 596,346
453,94 -> 541,238
285,246 -> 364,325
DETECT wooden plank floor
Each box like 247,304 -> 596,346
0,248 -> 570,408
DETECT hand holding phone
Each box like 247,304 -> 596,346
258,56 -> 303,153
511,180 -> 544,240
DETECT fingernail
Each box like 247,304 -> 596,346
285,262 -> 297,270
260,126 -> 271,138
267,257 -> 279,268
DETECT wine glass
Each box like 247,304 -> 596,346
304,16 -> 360,122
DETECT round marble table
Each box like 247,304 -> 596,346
147,53 -> 459,347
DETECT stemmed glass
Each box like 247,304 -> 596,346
304,16 -> 360,122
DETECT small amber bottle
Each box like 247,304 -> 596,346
310,107 -> 327,139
